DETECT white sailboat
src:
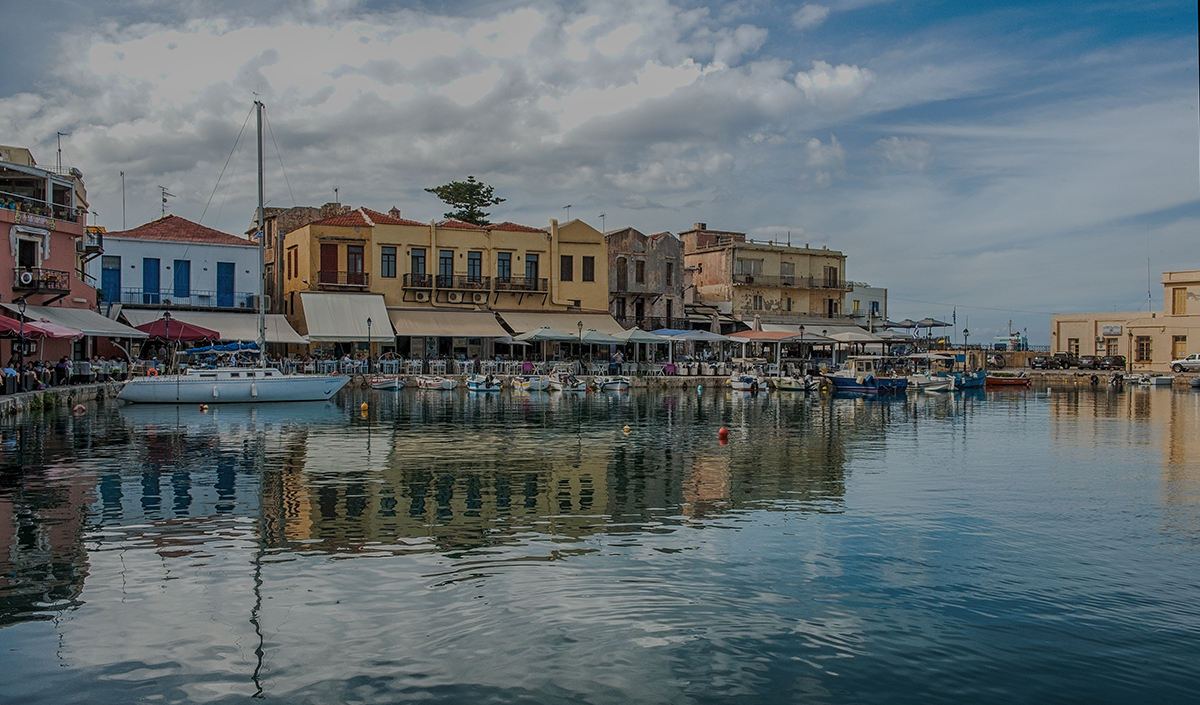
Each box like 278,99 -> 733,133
118,101 -> 351,404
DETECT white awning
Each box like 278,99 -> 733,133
498,311 -> 624,335
386,308 -> 510,337
120,309 -> 307,344
3,303 -> 148,338
299,292 -> 394,342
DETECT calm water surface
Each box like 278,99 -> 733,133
1,386 -> 1198,704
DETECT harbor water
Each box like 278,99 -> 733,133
1,385 -> 1198,703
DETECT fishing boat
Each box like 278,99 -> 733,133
590,375 -> 631,392
117,104 -> 351,405
417,376 -> 458,390
549,366 -> 587,392
369,376 -> 404,390
511,375 -> 552,391
985,373 -> 1031,387
824,357 -> 908,394
1136,374 -> 1175,386
769,375 -> 816,391
954,369 -> 987,389
466,373 -> 503,391
729,373 -> 765,392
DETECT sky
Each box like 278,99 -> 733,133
2,0 -> 1197,344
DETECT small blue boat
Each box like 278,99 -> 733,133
953,369 -> 986,389
825,357 -> 909,394
466,374 -> 502,392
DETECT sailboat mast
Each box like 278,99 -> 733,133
256,101 -> 266,365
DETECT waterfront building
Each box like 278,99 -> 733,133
605,227 -> 689,331
844,282 -> 888,332
248,202 -> 349,315
278,207 -> 615,358
1052,269 -> 1200,372
1,145 -> 145,360
679,222 -> 862,336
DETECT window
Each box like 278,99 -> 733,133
439,250 -> 454,286
780,261 -> 794,285
143,257 -> 161,304
582,256 -> 594,282
467,252 -> 482,282
347,245 -> 364,285
786,297 -> 792,312
497,252 -> 512,281
635,260 -> 645,284
18,239 -> 38,268
381,247 -> 396,278
525,253 -> 539,282
320,244 -> 338,284
173,259 -> 191,298
101,256 -> 121,304
665,261 -> 673,287
410,248 -> 426,275
735,258 -> 762,277
824,266 -> 839,287
614,298 -> 626,318
852,299 -> 860,313
665,299 -> 673,323
1173,287 -> 1187,315
869,300 -> 880,315
1068,338 -> 1080,355
615,257 -> 626,289
561,255 -> 574,282
1173,335 -> 1187,359
752,295 -> 764,311
1136,336 -> 1152,362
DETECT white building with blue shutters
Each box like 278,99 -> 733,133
86,214 -> 261,313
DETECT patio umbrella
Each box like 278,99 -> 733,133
886,319 -> 917,328
134,318 -> 221,342
579,329 -> 622,345
917,317 -> 950,328
512,326 -> 579,342
613,327 -> 671,343
0,316 -> 50,339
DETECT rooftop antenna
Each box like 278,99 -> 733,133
158,185 -> 175,218
121,171 -> 126,230
599,213 -> 606,232
56,131 -> 69,173
563,204 -> 571,221
334,186 -> 339,204
787,230 -> 791,247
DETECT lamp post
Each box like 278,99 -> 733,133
17,296 -> 26,381
962,329 -> 969,372
577,320 -> 583,362
366,317 -> 372,374
799,325 -> 805,372
1128,330 -> 1133,373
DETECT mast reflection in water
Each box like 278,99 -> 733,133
1,387 -> 1198,704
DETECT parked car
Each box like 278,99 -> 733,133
1052,352 -> 1076,369
988,353 -> 1006,368
1076,355 -> 1100,369
1170,353 -> 1200,373
1100,355 -> 1127,370
1030,355 -> 1053,369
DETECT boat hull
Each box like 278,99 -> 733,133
467,374 -> 503,391
369,376 -> 404,390
512,375 -> 551,391
825,375 -> 908,394
118,374 -> 350,403
985,376 -> 1031,387
417,376 -> 458,390
591,376 -> 631,392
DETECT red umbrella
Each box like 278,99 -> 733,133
0,315 -> 51,339
135,318 -> 221,342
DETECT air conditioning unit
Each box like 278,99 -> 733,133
1095,336 -> 1103,342
447,292 -> 463,303
472,292 -> 489,304
414,291 -> 430,302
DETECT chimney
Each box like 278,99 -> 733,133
389,206 -> 401,219
694,222 -> 707,231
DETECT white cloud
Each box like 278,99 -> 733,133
792,5 -> 831,30
873,136 -> 932,171
795,60 -> 874,107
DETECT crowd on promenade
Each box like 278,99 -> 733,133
1,355 -> 130,394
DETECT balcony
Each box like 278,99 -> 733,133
102,288 -> 258,309
317,270 -> 370,289
438,274 -> 492,290
614,316 -> 692,331
495,276 -> 548,292
403,273 -> 433,289
12,267 -> 71,294
76,229 -> 103,254
0,190 -> 83,224
733,273 -> 850,290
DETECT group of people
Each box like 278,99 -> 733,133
1,356 -> 128,392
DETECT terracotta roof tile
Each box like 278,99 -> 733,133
311,209 -> 371,228
436,219 -> 486,230
491,221 -> 544,233
107,214 -> 250,246
361,207 -> 426,227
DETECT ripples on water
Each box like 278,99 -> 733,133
1,385 -> 1198,704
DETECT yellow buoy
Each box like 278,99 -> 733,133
361,402 -> 369,412
623,425 -> 632,434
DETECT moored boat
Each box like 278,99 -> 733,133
549,367 -> 587,392
954,369 -> 987,389
417,375 -> 458,390
590,375 -> 631,392
511,375 -> 552,391
466,373 -> 503,391
119,365 -> 350,403
1136,374 -> 1175,386
985,374 -> 1031,387
825,356 -> 908,394
369,375 -> 404,390
729,374 -> 764,392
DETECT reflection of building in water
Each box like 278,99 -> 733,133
1049,388 -> 1200,521
0,464 -> 93,627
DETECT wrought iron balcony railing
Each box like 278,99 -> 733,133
317,270 -> 369,287
494,276 -> 548,292
12,267 -> 71,293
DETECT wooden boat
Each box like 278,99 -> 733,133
1136,374 -> 1175,386
985,374 -> 1031,387
954,370 -> 987,389
549,367 -> 587,392
769,376 -> 805,391
511,375 -> 551,391
369,376 -> 404,390
590,376 -> 631,392
729,374 -> 764,392
466,374 -> 503,391
825,357 -> 908,394
417,375 -> 458,390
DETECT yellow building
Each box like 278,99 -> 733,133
279,208 -> 614,356
1052,270 -> 1200,371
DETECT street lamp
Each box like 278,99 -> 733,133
799,325 -> 805,371
16,296 -> 26,381
366,317 -> 372,374
1128,330 -> 1133,373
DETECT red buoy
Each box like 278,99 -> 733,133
718,427 -> 729,439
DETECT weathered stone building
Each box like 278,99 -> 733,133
605,227 -> 688,330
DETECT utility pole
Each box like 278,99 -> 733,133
121,171 -> 126,229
